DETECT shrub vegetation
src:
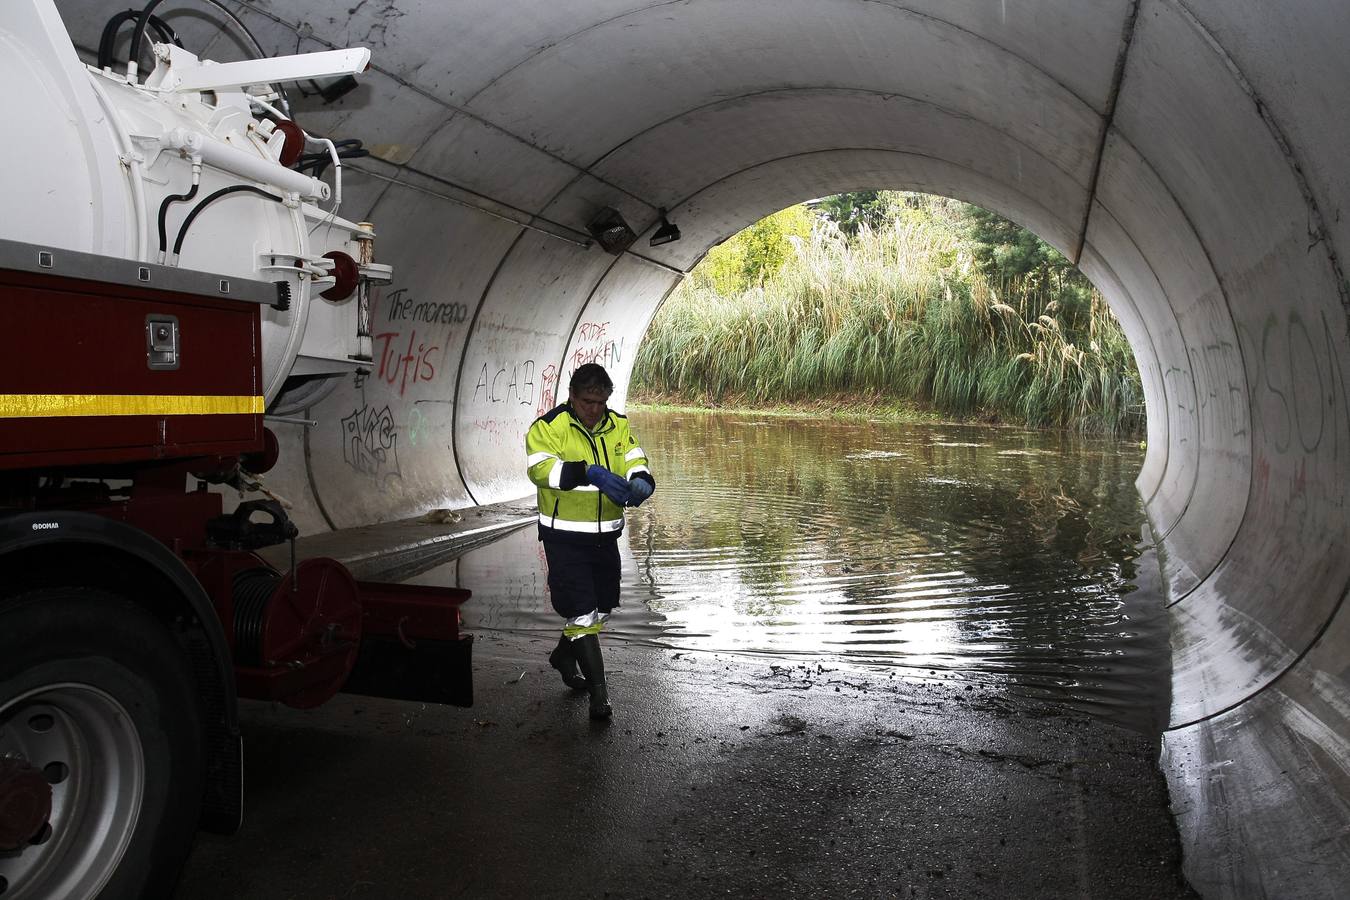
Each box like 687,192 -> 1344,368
631,193 -> 1143,434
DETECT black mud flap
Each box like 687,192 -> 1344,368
200,733 -> 243,835
341,633 -> 474,708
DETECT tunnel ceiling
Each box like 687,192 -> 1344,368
62,0 -> 1146,264
60,2 -> 1345,287
53,1 -> 1350,895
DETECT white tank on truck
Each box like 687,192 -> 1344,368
0,0 -> 389,407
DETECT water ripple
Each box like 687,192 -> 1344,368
448,412 -> 1168,732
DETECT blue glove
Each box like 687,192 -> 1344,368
586,464 -> 631,505
626,476 -> 653,507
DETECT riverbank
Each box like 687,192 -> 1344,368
630,394 -> 947,424
628,396 -> 1145,440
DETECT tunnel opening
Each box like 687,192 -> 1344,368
470,191 -> 1173,732
630,191 -> 1147,436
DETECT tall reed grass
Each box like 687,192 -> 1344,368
632,212 -> 1144,434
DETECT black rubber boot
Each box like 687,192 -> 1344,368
548,634 -> 587,691
569,634 -> 612,720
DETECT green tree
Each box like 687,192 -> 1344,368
962,206 -> 1079,291
696,204 -> 813,294
961,204 -> 1095,333
810,191 -> 891,236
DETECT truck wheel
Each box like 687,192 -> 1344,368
0,588 -> 204,900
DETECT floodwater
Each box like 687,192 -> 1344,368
413,410 -> 1169,732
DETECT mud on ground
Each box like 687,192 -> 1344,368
175,631 -> 1196,899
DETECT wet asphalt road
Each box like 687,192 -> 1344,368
174,631 -> 1195,899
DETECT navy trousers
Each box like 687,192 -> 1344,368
542,538 -> 621,619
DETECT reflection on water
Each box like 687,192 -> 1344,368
422,411 -> 1169,732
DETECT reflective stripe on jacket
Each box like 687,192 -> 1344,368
525,403 -> 653,542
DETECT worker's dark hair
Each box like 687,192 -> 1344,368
569,363 -> 613,395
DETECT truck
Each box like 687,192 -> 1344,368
0,3 -> 473,897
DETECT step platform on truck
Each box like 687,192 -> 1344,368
255,499 -> 536,708
256,498 -> 536,582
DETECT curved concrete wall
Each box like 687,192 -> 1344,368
58,0 -> 1349,893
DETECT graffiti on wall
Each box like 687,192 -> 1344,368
340,400 -> 401,480
373,329 -> 441,397
467,357 -> 558,448
565,320 -> 624,381
1162,310 -> 1350,463
366,287 -> 470,398
536,363 -> 558,415
468,415 -> 522,446
384,287 -> 469,327
468,321 -> 625,417
474,359 -> 539,407
1240,310 -> 1349,461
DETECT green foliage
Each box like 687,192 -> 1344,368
695,205 -> 814,295
964,205 -> 1057,280
961,204 -> 1095,333
632,195 -> 1144,434
809,191 -> 892,236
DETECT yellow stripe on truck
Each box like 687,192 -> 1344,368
0,394 -> 265,418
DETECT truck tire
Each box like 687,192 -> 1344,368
0,588 -> 205,900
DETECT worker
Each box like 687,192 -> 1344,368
524,363 -> 655,719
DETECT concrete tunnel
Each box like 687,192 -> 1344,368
54,0 -> 1350,895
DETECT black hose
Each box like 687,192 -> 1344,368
295,140 -> 369,177
171,185 -> 282,260
147,14 -> 183,49
97,10 -> 137,70
156,178 -> 199,257
99,8 -> 183,71
128,0 -> 168,77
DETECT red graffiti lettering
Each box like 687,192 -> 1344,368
537,364 -> 558,415
374,329 -> 441,397
577,320 -> 609,342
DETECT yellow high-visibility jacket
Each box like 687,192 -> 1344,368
525,403 -> 653,543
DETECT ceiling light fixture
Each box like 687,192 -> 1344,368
650,208 -> 681,247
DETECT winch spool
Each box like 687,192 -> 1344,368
229,559 -> 363,708
231,569 -> 279,667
